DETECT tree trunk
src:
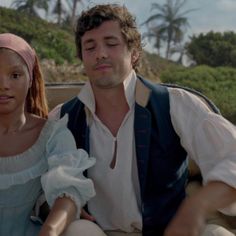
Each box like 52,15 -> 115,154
57,0 -> 62,25
70,0 -> 79,27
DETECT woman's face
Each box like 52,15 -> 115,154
0,48 -> 31,115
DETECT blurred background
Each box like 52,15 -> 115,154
0,0 -> 236,123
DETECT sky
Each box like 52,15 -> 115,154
1,0 -> 236,54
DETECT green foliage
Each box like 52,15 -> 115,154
11,0 -> 49,17
141,52 -> 181,81
186,31 -> 236,67
161,65 -> 236,123
1,6 -> 235,123
0,6 -> 76,64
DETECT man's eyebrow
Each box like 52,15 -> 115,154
104,36 -> 118,40
83,38 -> 95,44
83,35 -> 119,43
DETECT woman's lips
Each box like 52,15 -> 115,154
0,95 -> 13,103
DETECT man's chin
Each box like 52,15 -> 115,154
92,80 -> 121,89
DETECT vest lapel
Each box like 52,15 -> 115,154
134,79 -> 152,198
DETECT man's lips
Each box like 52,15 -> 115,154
94,64 -> 112,71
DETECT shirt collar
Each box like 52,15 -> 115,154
78,70 -> 137,114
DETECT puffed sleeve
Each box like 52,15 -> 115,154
169,88 -> 236,215
41,115 -> 96,218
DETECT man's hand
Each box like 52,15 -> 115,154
81,209 -> 96,222
164,181 -> 236,236
164,197 -> 205,236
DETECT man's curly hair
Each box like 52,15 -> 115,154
75,4 -> 143,71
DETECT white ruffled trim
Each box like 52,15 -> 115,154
52,191 -> 83,219
41,149 -> 96,218
47,149 -> 95,171
0,157 -> 47,190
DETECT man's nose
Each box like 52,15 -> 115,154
95,45 -> 108,60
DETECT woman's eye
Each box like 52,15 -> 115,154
11,73 -> 21,79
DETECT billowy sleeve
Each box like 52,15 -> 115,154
48,103 -> 63,121
41,115 -> 95,218
169,87 -> 236,215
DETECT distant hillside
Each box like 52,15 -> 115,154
0,6 -> 75,64
0,6 -> 177,82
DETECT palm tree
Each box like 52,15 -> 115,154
11,0 -> 49,18
142,26 -> 166,56
143,0 -> 195,59
52,0 -> 67,25
66,0 -> 83,27
170,43 -> 186,64
52,0 -> 83,27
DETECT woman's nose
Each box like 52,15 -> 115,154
0,76 -> 10,90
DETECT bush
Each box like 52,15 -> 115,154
186,31 -> 236,67
161,65 -> 236,123
0,6 -> 76,64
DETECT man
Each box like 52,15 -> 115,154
50,4 -> 236,236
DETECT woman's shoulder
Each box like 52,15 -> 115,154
26,114 -> 68,139
27,114 -> 47,129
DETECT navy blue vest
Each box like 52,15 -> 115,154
61,78 -> 188,235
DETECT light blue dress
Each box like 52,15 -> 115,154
0,116 -> 95,236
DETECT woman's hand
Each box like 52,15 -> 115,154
38,224 -> 58,236
38,197 -> 77,236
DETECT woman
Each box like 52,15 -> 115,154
0,33 -> 98,236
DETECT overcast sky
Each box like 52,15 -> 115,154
1,0 -> 236,53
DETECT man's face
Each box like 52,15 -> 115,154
81,20 -> 138,89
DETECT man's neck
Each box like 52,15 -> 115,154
93,83 -> 128,111
93,84 -> 130,136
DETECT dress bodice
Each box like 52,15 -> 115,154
0,117 -> 95,236
0,121 -> 50,236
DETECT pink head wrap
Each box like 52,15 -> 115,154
0,33 -> 36,80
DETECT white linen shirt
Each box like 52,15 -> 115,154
50,70 -> 236,232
